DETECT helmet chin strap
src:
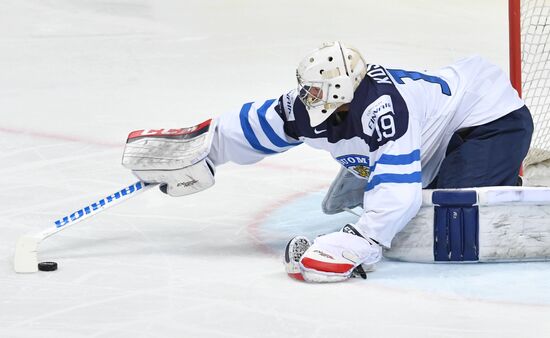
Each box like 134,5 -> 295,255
335,103 -> 350,112
337,43 -> 350,76
325,104 -> 350,126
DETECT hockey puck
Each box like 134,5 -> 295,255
38,262 -> 58,272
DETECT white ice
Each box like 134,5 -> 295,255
1,1 -> 550,337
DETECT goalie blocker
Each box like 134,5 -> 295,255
122,119 -> 217,196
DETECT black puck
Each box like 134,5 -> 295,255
38,261 -> 58,272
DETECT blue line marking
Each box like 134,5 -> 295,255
366,171 -> 422,191
239,102 -> 277,154
256,99 -> 302,148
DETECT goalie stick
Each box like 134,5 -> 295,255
14,181 -> 155,273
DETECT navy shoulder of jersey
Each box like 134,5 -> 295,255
274,93 -> 301,140
277,64 -> 410,152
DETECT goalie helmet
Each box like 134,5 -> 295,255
296,41 -> 367,127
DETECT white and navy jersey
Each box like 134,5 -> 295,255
208,56 -> 525,247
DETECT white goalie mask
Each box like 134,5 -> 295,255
296,41 -> 367,127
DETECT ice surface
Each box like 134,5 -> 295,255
1,1 -> 549,337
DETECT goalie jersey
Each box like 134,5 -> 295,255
208,55 -> 525,247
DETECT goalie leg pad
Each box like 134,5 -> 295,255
299,232 -> 382,283
284,236 -> 311,281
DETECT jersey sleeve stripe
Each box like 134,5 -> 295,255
370,149 -> 420,172
365,171 -> 422,192
377,149 -> 420,165
256,99 -> 302,148
239,102 -> 278,154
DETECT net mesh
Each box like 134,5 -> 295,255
521,0 -> 550,166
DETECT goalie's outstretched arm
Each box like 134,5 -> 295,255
122,95 -> 302,196
209,97 -> 303,166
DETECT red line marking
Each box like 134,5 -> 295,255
1,125 -> 336,258
0,126 -> 121,148
255,161 -> 336,175
246,183 -> 329,255
0,125 -> 338,175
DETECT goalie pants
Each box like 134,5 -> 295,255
429,105 -> 533,188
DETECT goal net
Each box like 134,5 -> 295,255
510,0 -> 550,184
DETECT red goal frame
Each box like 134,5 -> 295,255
509,0 -> 522,98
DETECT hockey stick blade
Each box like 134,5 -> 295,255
13,234 -> 40,273
14,181 -> 155,273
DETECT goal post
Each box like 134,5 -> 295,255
509,0 -> 522,98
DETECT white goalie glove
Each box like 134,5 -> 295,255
284,224 -> 382,283
122,119 -> 217,197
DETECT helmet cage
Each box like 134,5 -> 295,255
297,80 -> 328,109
